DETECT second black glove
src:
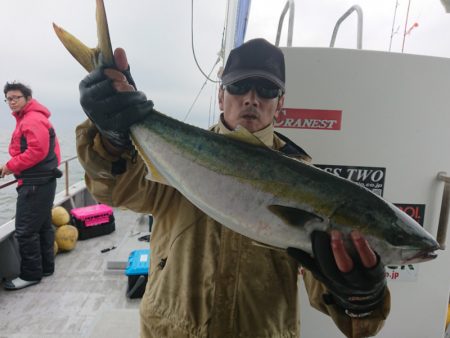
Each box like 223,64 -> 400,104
288,231 -> 387,318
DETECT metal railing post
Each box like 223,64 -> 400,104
330,5 -> 363,49
65,160 -> 70,196
437,172 -> 450,249
275,0 -> 295,47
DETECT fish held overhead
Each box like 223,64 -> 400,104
53,0 -> 440,266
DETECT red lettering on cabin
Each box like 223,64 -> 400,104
275,108 -> 342,130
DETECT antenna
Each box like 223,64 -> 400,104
401,0 -> 412,53
388,1 -> 399,52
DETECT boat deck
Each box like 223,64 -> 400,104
0,208 -> 149,338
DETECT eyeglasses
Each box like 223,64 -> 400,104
4,96 -> 24,103
224,81 -> 283,99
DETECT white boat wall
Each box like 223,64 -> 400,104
280,46 -> 450,337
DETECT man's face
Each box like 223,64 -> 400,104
5,90 -> 28,112
219,77 -> 284,133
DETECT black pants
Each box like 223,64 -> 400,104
15,179 -> 56,281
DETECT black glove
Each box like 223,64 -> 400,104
79,67 -> 154,149
288,231 -> 386,318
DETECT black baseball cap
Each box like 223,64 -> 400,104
221,38 -> 285,91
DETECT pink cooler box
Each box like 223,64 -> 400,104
70,204 -> 115,240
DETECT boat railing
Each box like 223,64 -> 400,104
0,155 -> 79,197
330,4 -> 363,49
437,172 -> 450,249
275,0 -> 295,47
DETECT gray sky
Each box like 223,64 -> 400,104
1,0 -> 449,132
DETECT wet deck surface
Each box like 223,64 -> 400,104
0,209 -> 149,338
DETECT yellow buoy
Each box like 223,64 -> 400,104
52,206 -> 71,227
55,225 -> 79,251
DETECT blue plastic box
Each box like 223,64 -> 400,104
125,249 -> 150,298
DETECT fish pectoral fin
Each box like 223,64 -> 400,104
268,205 -> 323,227
53,0 -> 114,72
225,125 -> 267,147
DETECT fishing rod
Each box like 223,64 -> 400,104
0,179 -> 18,190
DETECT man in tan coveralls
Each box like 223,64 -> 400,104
76,38 -> 390,337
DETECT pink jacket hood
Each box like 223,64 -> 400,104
12,98 -> 51,120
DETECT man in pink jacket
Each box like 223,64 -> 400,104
1,82 -> 61,290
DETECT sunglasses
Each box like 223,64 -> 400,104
224,81 -> 283,99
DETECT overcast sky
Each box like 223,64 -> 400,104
1,0 -> 449,133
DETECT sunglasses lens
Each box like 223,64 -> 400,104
256,87 -> 280,99
225,83 -> 251,95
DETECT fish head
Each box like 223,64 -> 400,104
330,193 -> 440,266
390,204 -> 439,264
363,202 -> 440,265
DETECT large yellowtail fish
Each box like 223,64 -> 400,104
53,0 -> 440,265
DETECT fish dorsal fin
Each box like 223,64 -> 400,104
268,205 -> 323,227
225,125 -> 267,147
